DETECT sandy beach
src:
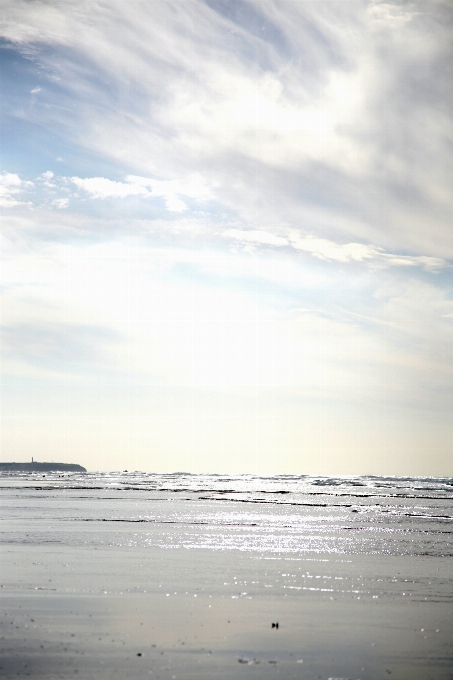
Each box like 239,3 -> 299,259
1,474 -> 452,679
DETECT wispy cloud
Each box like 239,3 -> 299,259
4,170 -> 449,272
224,228 -> 447,271
2,0 -> 451,255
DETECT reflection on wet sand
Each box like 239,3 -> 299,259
0,473 -> 452,679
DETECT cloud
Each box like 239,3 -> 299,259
69,174 -> 216,212
380,254 -> 446,272
224,228 -> 448,271
127,174 -> 215,212
224,229 -> 288,247
2,233 -> 451,404
289,234 -> 377,263
367,2 -> 421,27
51,198 -> 69,209
1,0 -> 451,257
0,173 -> 33,207
2,167 -> 449,274
70,176 -> 149,200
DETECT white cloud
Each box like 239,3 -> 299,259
381,254 -> 446,272
164,196 -> 187,213
224,228 -> 447,270
69,173 -> 215,212
224,229 -> 288,247
289,233 -> 378,263
31,86 -> 41,94
0,173 -> 30,207
0,173 -> 21,187
225,228 -> 378,262
367,2 -> 421,28
126,174 -> 215,212
70,176 -> 149,199
51,198 -> 69,209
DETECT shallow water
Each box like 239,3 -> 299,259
1,473 -> 452,679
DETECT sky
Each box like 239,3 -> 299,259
1,0 -> 452,475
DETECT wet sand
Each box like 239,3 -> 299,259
1,480 -> 452,679
1,545 -> 452,679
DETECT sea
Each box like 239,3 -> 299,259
1,472 -> 452,679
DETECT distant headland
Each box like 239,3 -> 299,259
0,460 -> 87,473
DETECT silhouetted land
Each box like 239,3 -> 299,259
0,462 -> 87,472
